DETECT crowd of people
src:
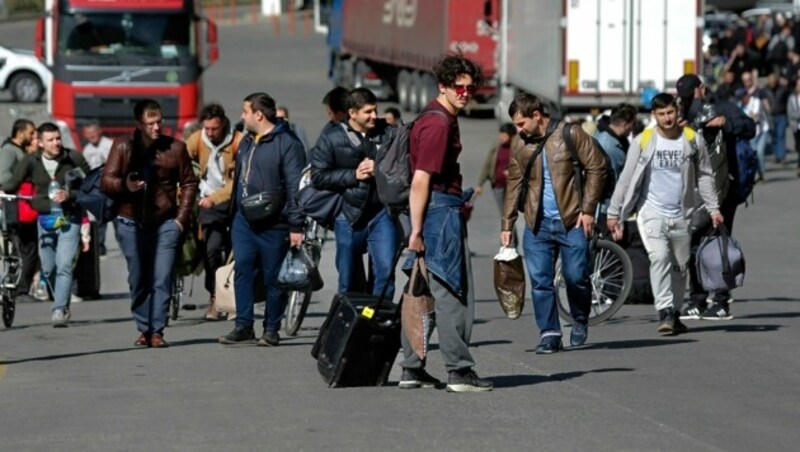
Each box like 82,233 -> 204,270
0,52 -> 762,393
704,8 -> 800,178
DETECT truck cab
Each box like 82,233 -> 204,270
36,0 -> 218,147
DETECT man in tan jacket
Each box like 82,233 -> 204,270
186,103 -> 241,320
500,93 -> 607,354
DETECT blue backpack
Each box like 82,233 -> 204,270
734,139 -> 759,205
76,165 -> 117,223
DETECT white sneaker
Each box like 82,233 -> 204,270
70,294 -> 83,304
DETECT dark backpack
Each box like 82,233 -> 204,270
76,165 -> 117,223
734,138 -> 759,205
375,109 -> 448,212
561,123 -> 615,203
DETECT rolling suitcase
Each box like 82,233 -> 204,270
312,292 -> 401,388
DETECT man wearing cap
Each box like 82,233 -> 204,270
675,74 -> 755,321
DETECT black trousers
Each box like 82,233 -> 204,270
11,222 -> 39,296
202,221 -> 231,295
688,193 -> 738,305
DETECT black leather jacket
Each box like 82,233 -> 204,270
310,119 -> 394,225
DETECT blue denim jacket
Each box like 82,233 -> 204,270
403,190 -> 472,298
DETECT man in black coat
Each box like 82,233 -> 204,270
676,74 -> 756,321
310,88 -> 397,299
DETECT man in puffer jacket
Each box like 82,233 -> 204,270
218,92 -> 305,347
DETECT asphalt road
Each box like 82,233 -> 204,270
1,18 -> 800,452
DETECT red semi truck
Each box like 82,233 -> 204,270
35,0 -> 218,147
327,0 -> 499,113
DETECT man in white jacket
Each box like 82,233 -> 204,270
606,93 -> 723,336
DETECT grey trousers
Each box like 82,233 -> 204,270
636,205 -> 691,312
400,238 -> 476,372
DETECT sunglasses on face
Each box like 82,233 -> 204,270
452,84 -> 478,96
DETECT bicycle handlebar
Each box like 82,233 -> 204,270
0,193 -> 33,201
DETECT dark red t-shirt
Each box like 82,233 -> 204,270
409,100 -> 463,195
493,144 -> 510,188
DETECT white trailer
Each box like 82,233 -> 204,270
496,0 -> 704,118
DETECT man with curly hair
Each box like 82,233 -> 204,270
399,54 -> 493,393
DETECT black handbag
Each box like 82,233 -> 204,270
239,141 -> 285,224
296,184 -> 343,229
240,191 -> 285,224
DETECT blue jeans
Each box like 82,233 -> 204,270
751,132 -> 768,176
771,115 -> 787,162
334,209 -> 397,300
116,218 -> 182,334
231,213 -> 289,332
522,218 -> 591,337
38,220 -> 80,312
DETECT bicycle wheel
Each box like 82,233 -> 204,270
284,290 -> 312,336
170,278 -> 183,321
2,292 -> 15,328
556,239 -> 633,326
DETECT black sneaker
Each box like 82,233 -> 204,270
701,303 -> 733,320
257,330 -> 280,347
679,300 -> 706,320
398,368 -> 442,389
673,316 -> 689,335
657,308 -> 677,336
534,336 -> 563,354
218,325 -> 256,344
446,369 -> 493,393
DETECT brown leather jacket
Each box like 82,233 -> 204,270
101,131 -> 199,227
502,121 -> 607,231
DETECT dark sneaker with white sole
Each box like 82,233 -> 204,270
680,301 -> 706,320
398,368 -> 442,389
701,303 -> 733,320
446,370 -> 493,393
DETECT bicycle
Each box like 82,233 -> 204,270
0,193 -> 32,328
554,226 -> 633,326
283,218 -> 325,336
170,273 -> 185,321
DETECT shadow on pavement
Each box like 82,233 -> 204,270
688,324 -> 780,333
589,338 -> 696,349
490,374 -> 549,388
1,316 -> 131,331
169,338 -> 222,346
471,339 -> 513,347
0,347 -> 137,365
491,367 -> 634,388
736,312 -> 800,319
738,297 -> 800,303
550,367 -> 635,382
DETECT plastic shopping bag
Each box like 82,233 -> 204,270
493,247 -> 526,319
276,244 -> 323,292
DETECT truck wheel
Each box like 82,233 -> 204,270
354,60 -> 369,88
9,71 -> 44,103
397,70 -> 411,111
418,73 -> 437,110
408,71 -> 422,113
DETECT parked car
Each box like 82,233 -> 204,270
0,45 -> 51,103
